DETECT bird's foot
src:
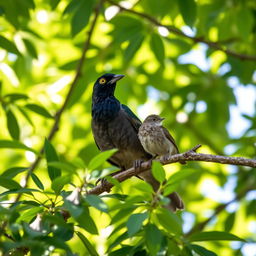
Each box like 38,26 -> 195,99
133,159 -> 144,175
160,154 -> 170,162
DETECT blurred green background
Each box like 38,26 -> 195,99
0,0 -> 256,255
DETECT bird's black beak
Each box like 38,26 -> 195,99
160,117 -> 165,121
109,74 -> 124,85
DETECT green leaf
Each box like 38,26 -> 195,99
16,106 -> 34,128
152,161 -> 166,183
191,244 -> 217,256
127,212 -> 148,237
235,7 -> 253,41
44,139 -> 61,181
224,212 -> 236,232
110,206 -> 136,225
133,182 -> 154,194
76,231 -> 99,256
0,140 -> 38,154
6,109 -> 20,140
155,208 -> 182,235
85,195 -> 108,213
0,35 -> 20,55
150,33 -> 165,65
48,161 -> 77,172
124,33 -> 145,63
0,177 -> 22,189
76,207 -> 98,234
145,224 -> 163,256
71,0 -> 95,36
167,169 -> 197,184
31,173 -> 44,190
25,104 -> 53,118
178,0 -> 197,27
1,167 -> 28,178
17,207 -> 43,222
188,231 -> 245,242
51,175 -> 71,194
4,93 -> 29,102
88,149 -> 117,170
23,38 -> 38,59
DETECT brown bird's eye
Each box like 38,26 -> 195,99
99,78 -> 106,84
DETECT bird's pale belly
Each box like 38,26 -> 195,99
141,135 -> 176,157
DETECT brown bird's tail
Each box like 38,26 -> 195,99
139,170 -> 184,212
166,192 -> 184,212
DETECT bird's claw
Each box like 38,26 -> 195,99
160,154 -> 169,162
133,159 -> 144,175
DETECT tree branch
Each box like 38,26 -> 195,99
87,144 -> 256,195
14,0 -> 103,202
107,0 -> 256,61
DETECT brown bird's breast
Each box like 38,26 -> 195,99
138,124 -> 176,157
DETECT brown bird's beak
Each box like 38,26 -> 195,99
109,74 -> 124,84
160,117 -> 165,121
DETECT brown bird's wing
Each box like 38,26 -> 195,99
161,126 -> 186,164
161,126 -> 179,153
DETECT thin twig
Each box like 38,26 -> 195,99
107,0 -> 256,61
14,0 -> 103,203
87,145 -> 256,195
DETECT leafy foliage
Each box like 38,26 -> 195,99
0,0 -> 255,255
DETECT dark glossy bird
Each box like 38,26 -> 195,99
91,74 -> 183,211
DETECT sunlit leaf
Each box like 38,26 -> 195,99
188,231 -> 245,242
1,167 -> 28,178
191,244 -> 217,256
71,0 -> 95,36
6,109 -> 20,140
0,177 -> 22,189
0,140 -> 37,154
85,194 -> 108,213
44,139 -> 61,181
76,231 -> 99,256
155,208 -> 182,235
31,173 -> 44,190
152,161 -> 166,183
0,35 -> 20,55
25,104 -> 53,118
127,212 -> 148,237
150,33 -> 165,65
51,175 -> 71,194
178,0 -> 197,27
145,224 -> 163,256
88,149 -> 117,170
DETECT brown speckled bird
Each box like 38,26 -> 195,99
138,114 -> 185,211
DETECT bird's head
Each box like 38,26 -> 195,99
143,114 -> 165,126
92,73 -> 124,100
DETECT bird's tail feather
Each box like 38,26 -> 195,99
167,192 -> 184,212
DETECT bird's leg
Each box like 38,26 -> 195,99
161,154 -> 170,162
133,159 -> 145,176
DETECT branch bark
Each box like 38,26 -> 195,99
14,0 -> 103,202
107,0 -> 256,61
87,144 -> 256,195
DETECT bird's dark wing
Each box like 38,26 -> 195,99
161,126 -> 179,153
121,104 -> 142,131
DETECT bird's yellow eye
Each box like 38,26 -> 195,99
99,78 -> 106,84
